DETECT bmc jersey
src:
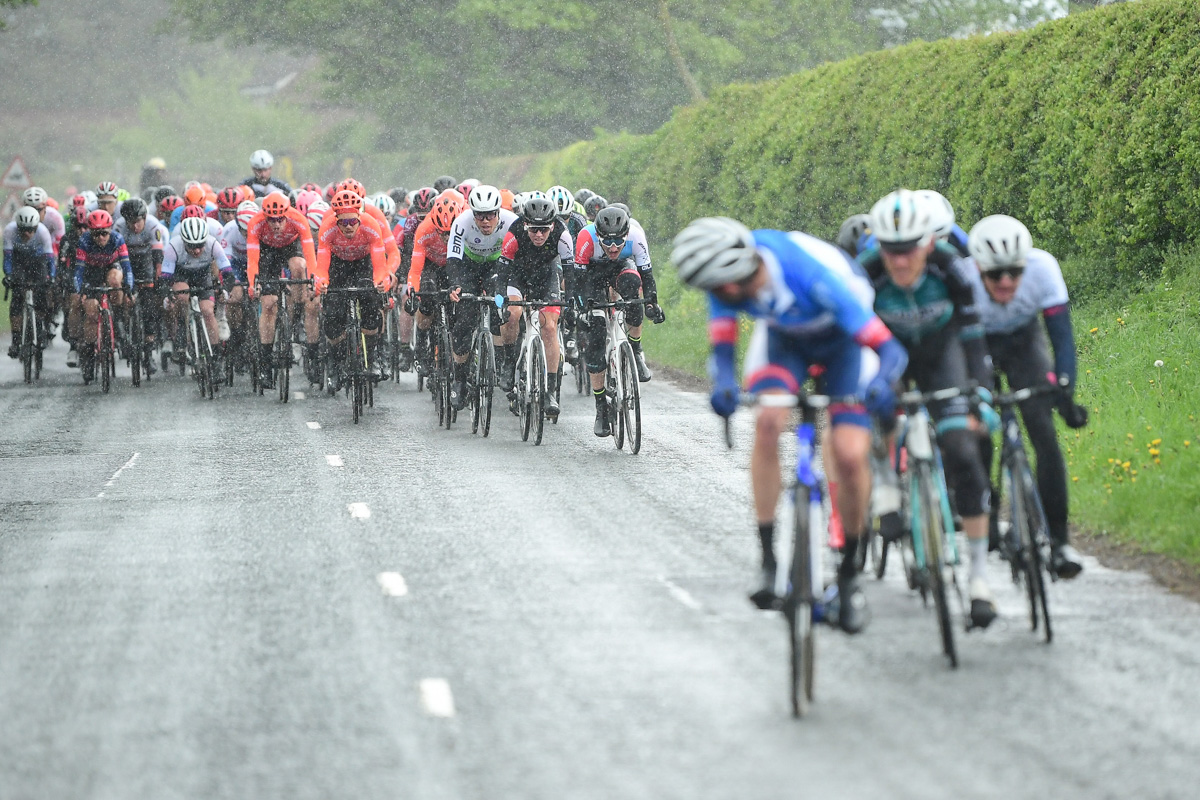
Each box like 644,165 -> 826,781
447,208 -> 518,262
964,248 -> 1069,335
708,229 -> 885,345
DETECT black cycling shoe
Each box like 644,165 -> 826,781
593,406 -> 612,437
396,345 -> 414,373
7,342 -> 18,359
498,363 -> 514,392
450,377 -> 467,411
968,577 -> 998,630
835,572 -> 870,634
749,564 -> 778,610
1052,543 -> 1084,579
545,393 -> 560,420
879,510 -> 905,544
633,349 -> 652,382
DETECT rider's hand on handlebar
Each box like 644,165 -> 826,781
645,302 -> 666,324
449,285 -> 462,303
403,285 -> 419,314
312,276 -> 328,296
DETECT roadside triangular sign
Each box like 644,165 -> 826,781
1,193 -> 22,224
1,157 -> 31,190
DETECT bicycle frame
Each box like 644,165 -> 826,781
895,393 -> 962,572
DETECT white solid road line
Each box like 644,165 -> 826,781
293,391 -> 306,400
347,503 -> 371,519
326,454 -> 344,467
97,452 -> 141,498
306,421 -> 321,430
377,572 -> 409,597
419,679 -> 456,718
658,576 -> 703,611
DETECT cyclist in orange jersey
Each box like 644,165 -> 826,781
402,193 -> 463,373
315,190 -> 393,382
246,191 -> 319,387
336,179 -> 401,274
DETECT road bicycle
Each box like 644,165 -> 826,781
82,285 -> 120,393
587,298 -> 648,454
323,284 -> 380,424
458,293 -> 503,437
414,289 -> 455,428
504,298 -> 558,445
257,277 -> 313,402
173,286 -> 218,400
993,381 -> 1063,644
5,280 -> 48,384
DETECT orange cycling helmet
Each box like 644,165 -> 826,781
336,178 -> 366,198
216,187 -> 241,210
183,184 -> 207,207
429,195 -> 461,233
261,191 -> 291,218
181,204 -> 207,220
331,189 -> 363,214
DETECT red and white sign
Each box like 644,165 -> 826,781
1,157 -> 31,190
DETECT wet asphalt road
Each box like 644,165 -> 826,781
0,339 -> 1197,800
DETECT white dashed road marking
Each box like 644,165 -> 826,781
658,576 -> 703,611
97,452 -> 140,498
307,421 -> 321,430
377,572 -> 409,597
293,391 -> 306,400
326,454 -> 344,467
419,679 -> 456,718
347,503 -> 371,519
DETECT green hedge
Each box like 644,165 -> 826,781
515,0 -> 1200,284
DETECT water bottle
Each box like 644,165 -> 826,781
870,450 -> 901,518
216,304 -> 231,341
815,583 -> 840,626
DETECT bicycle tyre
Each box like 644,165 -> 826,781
918,462 -> 957,668
788,483 -> 816,717
439,328 -> 453,431
574,351 -> 586,394
517,345 -> 532,441
100,311 -> 113,394
1011,461 -> 1053,642
353,376 -> 362,424
609,350 -> 624,450
619,341 -> 642,454
130,304 -> 143,387
276,309 -> 290,403
471,335 -> 483,435
21,312 -> 34,384
531,336 -> 546,446
481,335 -> 494,438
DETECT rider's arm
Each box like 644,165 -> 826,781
947,257 -> 991,387
293,209 -> 317,273
161,240 -> 179,282
496,232 -> 519,294
408,234 -> 427,290
116,238 -> 133,289
212,238 -> 233,281
38,226 -> 55,279
855,316 -> 908,388
571,228 -> 596,304
628,225 -> 657,301
368,227 -> 390,286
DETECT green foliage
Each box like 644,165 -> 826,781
525,0 -> 1200,286
0,0 -> 36,30
170,0 -> 1051,158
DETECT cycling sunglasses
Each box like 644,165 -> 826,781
526,225 -> 553,233
473,210 -> 499,221
599,236 -> 626,248
879,238 -> 922,255
336,217 -> 360,229
983,266 -> 1025,281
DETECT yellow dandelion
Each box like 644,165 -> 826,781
1152,438 -> 1162,445
1149,448 -> 1160,456
1154,457 -> 1161,465
1185,441 -> 1192,447
1089,327 -> 1099,333
1072,476 -> 1079,482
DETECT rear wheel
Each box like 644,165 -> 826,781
438,328 -> 453,430
275,308 -> 290,403
788,484 -> 816,718
100,314 -> 113,394
618,342 -> 642,454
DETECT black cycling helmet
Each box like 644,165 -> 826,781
388,187 -> 407,206
583,195 -> 607,220
609,202 -> 630,215
154,185 -> 176,203
574,188 -> 595,204
522,197 -> 556,227
594,206 -> 630,239
836,213 -> 872,255
432,175 -> 457,193
120,197 -> 148,222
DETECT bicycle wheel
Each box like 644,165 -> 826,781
609,350 -> 624,450
517,345 -> 532,441
21,312 -> 34,384
788,483 -> 816,717
439,328 -> 454,431
531,337 -> 546,446
471,335 -> 483,435
917,462 -> 957,668
353,376 -> 363,424
618,342 -> 642,454
387,307 -> 401,382
480,335 -> 495,438
275,307 -> 291,403
99,312 -> 113,394
1010,461 -> 1053,642
130,304 -> 143,387
574,348 -> 585,394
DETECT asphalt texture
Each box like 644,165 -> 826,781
1,337 -> 1197,800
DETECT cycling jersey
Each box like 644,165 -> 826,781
245,208 -> 316,287
241,175 -> 292,199
560,210 -> 588,241
406,217 -> 450,292
447,208 -> 518,263
219,220 -> 249,279
74,230 -> 133,292
314,212 -> 389,286
3,221 -> 55,283
964,249 -> 1069,336
498,219 -> 573,276
860,242 -> 984,346
397,214 -> 423,276
168,203 -> 219,232
40,207 -> 65,255
114,215 -> 166,281
161,232 -> 231,280
364,203 -> 401,272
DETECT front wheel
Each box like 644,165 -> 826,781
618,342 -> 642,454
788,484 -> 816,717
530,337 -> 546,446
917,463 -> 957,668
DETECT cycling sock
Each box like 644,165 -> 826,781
969,536 -> 989,580
839,532 -> 863,579
547,371 -> 559,393
593,387 -> 606,410
758,522 -> 776,569
629,335 -> 642,353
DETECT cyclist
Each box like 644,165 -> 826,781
95,181 -> 122,219
313,189 -> 393,385
583,195 -> 606,222
571,206 -> 665,434
859,189 -> 999,629
966,215 -> 1088,578
445,185 -> 518,410
245,191 -> 318,389
73,209 -> 133,383
917,190 -> 970,258
335,179 -> 402,278
59,201 -> 91,364
547,184 -> 590,363
3,206 -> 56,359
215,187 -> 242,228
395,187 -> 437,372
404,193 -> 464,375
493,196 -> 571,419
157,195 -> 183,230
162,216 -> 233,377
22,187 -> 65,256
114,198 -> 166,375
219,200 -> 259,374
672,216 -> 907,633
243,150 -> 292,198
432,175 -> 457,194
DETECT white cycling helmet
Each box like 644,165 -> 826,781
671,216 -> 759,290
869,189 -> 933,246
370,193 -> 396,218
306,201 -> 328,232
511,192 -> 529,216
917,189 -> 955,239
15,206 -> 41,230
250,149 -> 274,170
468,184 -> 502,213
236,200 -> 260,233
81,190 -> 98,211
179,216 -> 209,246
22,186 -> 47,207
968,215 -> 1032,270
547,185 -> 574,217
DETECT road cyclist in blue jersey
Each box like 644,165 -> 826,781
672,217 -> 909,634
